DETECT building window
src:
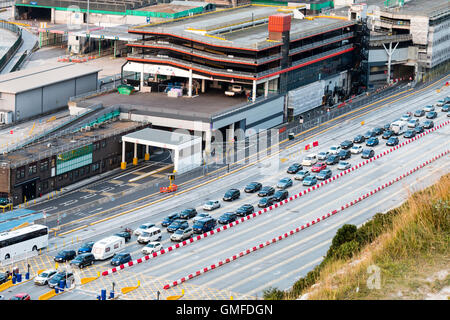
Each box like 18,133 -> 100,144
63,173 -> 68,180
16,167 -> 25,180
101,140 -> 106,148
42,181 -> 49,190
86,165 -> 90,174
80,168 -> 85,176
28,163 -> 37,176
40,160 -> 49,172
92,162 -> 100,172
74,170 -> 79,178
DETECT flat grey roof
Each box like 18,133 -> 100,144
365,0 -> 449,18
0,63 -> 102,94
123,127 -> 200,146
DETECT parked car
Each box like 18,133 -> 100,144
414,125 -> 424,134
9,293 -> 30,301
142,242 -> 163,255
366,137 -> 379,147
34,269 -> 57,285
179,208 -> 197,219
193,217 -> 217,234
54,250 -> 76,263
317,169 -> 332,180
273,190 -> 289,202
442,105 -> 449,112
337,161 -> 351,170
372,127 -> 384,135
0,272 -> 10,285
414,109 -> 425,117
235,204 -> 254,217
400,113 -> 412,121
134,223 -> 155,236
218,212 -> 237,224
340,140 -> 353,150
202,200 -> 220,211
311,162 -> 327,173
161,213 -> 181,227
167,220 -> 189,233
386,136 -> 399,146
338,149 -> 351,160
70,253 -> 95,269
422,120 -> 434,129
170,227 -> 193,242
286,163 -> 303,174
350,145 -> 363,154
353,135 -> 365,144
110,252 -> 132,266
223,188 -> 240,201
276,177 -> 293,189
48,271 -> 74,288
302,175 -> 317,186
361,149 -> 375,159
77,241 -> 95,254
137,227 -> 162,243
423,105 -> 434,112
258,197 -> 276,208
301,154 -> 318,166
244,182 -> 262,193
294,170 -> 310,181
403,130 -> 416,138
382,130 -> 394,139
328,146 -> 341,155
258,186 -> 275,197
363,130 -> 376,139
426,111 -> 437,119
383,123 -> 391,131
317,152 -> 329,161
114,231 -> 131,242
193,213 -> 211,223
325,155 -> 340,165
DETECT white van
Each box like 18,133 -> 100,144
137,227 -> 162,244
91,236 -> 125,260
301,154 -> 317,166
390,120 -> 407,135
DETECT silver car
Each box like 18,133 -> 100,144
337,161 -> 351,170
170,227 -> 193,242
294,170 -> 310,180
34,269 -> 58,285
317,151 -> 329,160
202,200 -> 220,211
142,242 -> 163,255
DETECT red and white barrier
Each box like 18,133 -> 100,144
100,120 -> 450,277
163,149 -> 449,290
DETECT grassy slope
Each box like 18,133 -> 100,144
300,174 -> 450,300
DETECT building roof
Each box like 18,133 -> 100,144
0,63 -> 102,94
364,0 -> 449,18
122,127 -> 201,149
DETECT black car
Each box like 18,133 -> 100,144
382,130 -> 394,139
338,150 -> 351,160
218,212 -> 237,224
161,213 -> 181,227
426,111 -> 437,119
366,137 -> 379,147
114,231 -> 131,242
363,130 -> 376,139
414,125 -> 424,134
258,197 -> 275,208
54,250 -> 76,263
70,253 -> 95,269
414,109 -> 425,117
48,271 -> 74,288
403,130 -> 416,138
317,169 -> 332,180
167,219 -> 189,233
422,120 -> 434,129
244,182 -> 262,193
325,154 -> 340,165
373,127 -> 384,135
361,149 -> 375,159
111,253 -> 132,266
235,204 -> 254,217
258,186 -> 275,197
340,140 -> 353,150
273,190 -> 288,202
383,123 -> 391,131
286,163 -> 303,174
0,272 -> 10,285
77,241 -> 95,254
223,188 -> 240,201
386,136 -> 399,146
353,135 -> 365,144
179,208 -> 197,219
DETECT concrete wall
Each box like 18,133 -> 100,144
368,46 -> 409,63
0,92 -> 15,114
15,87 -> 43,120
54,9 -> 148,27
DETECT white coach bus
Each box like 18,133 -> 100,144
0,224 -> 49,261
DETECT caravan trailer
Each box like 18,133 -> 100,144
91,236 -> 125,260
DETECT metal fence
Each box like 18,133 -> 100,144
0,21 -> 22,72
0,0 -> 14,8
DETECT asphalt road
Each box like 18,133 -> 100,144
1,78 -> 449,300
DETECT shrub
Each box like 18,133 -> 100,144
263,287 -> 285,300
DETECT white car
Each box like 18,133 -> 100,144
423,105 -> 434,112
141,242 -> 163,255
134,223 -> 155,236
202,200 -> 220,211
193,213 -> 211,223
407,118 -> 419,128
301,154 -> 317,166
317,151 -> 329,160
350,145 -> 363,154
337,161 -> 351,170
170,227 -> 193,242
328,146 -> 341,155
34,269 -> 58,285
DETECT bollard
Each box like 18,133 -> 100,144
59,279 -> 65,290
25,272 -> 30,280
17,274 -> 22,283
109,291 -> 115,299
12,276 -> 16,285
101,289 -> 106,301
55,287 -> 59,294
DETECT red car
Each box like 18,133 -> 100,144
311,162 -> 327,172
10,293 -> 30,300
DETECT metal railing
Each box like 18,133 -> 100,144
289,32 -> 354,55
0,21 -> 22,72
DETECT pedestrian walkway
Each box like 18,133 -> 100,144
0,24 -> 37,74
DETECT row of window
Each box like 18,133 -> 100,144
16,159 -> 52,181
